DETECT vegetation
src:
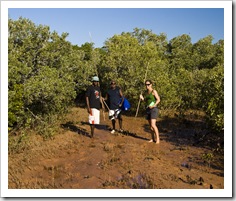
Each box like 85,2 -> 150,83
8,17 -> 224,137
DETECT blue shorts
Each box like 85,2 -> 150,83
146,107 -> 158,120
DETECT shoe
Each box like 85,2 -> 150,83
148,139 -> 153,143
111,129 -> 115,134
119,129 -> 124,133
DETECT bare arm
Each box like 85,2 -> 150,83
104,93 -> 108,101
152,90 -> 160,107
86,96 -> 91,114
100,96 -> 105,110
119,89 -> 124,106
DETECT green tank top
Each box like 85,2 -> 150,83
145,90 -> 156,107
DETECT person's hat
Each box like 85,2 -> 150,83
92,76 -> 99,82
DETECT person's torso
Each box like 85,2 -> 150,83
87,85 -> 101,109
145,90 -> 156,107
107,87 -> 121,110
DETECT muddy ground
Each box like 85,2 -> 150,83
8,107 -> 224,190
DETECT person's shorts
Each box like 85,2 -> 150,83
89,108 -> 100,124
109,109 -> 122,120
146,107 -> 158,120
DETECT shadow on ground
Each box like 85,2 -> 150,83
152,117 -> 224,173
61,122 -> 90,138
152,117 -> 223,150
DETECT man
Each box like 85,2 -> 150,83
85,76 -> 104,138
104,80 -> 124,134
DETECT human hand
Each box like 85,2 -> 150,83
140,94 -> 144,100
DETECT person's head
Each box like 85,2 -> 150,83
92,76 -> 99,86
145,80 -> 153,89
110,80 -> 116,89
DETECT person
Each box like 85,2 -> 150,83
104,80 -> 124,134
85,76 -> 104,138
140,80 -> 160,144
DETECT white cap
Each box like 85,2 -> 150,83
92,76 -> 99,82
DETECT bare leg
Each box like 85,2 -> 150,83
118,117 -> 123,130
148,119 -> 155,142
90,124 -> 95,138
151,119 -> 160,144
112,119 -> 116,130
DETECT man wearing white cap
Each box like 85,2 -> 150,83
85,76 -> 104,138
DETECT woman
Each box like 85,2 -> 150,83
140,80 -> 160,144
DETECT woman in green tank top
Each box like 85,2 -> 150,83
145,89 -> 157,108
140,80 -> 160,144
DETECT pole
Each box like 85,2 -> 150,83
135,62 -> 149,118
103,99 -> 110,111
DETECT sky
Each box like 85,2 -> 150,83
8,6 -> 224,48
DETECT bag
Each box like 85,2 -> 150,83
119,97 -> 131,111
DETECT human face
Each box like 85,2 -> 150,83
93,81 -> 99,86
110,82 -> 116,88
145,82 -> 151,88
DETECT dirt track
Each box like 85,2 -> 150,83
8,107 -> 224,189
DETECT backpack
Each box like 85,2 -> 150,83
119,97 -> 131,111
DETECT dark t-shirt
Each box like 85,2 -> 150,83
85,85 -> 101,110
107,87 -> 121,110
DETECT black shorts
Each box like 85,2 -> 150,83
146,107 -> 158,120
